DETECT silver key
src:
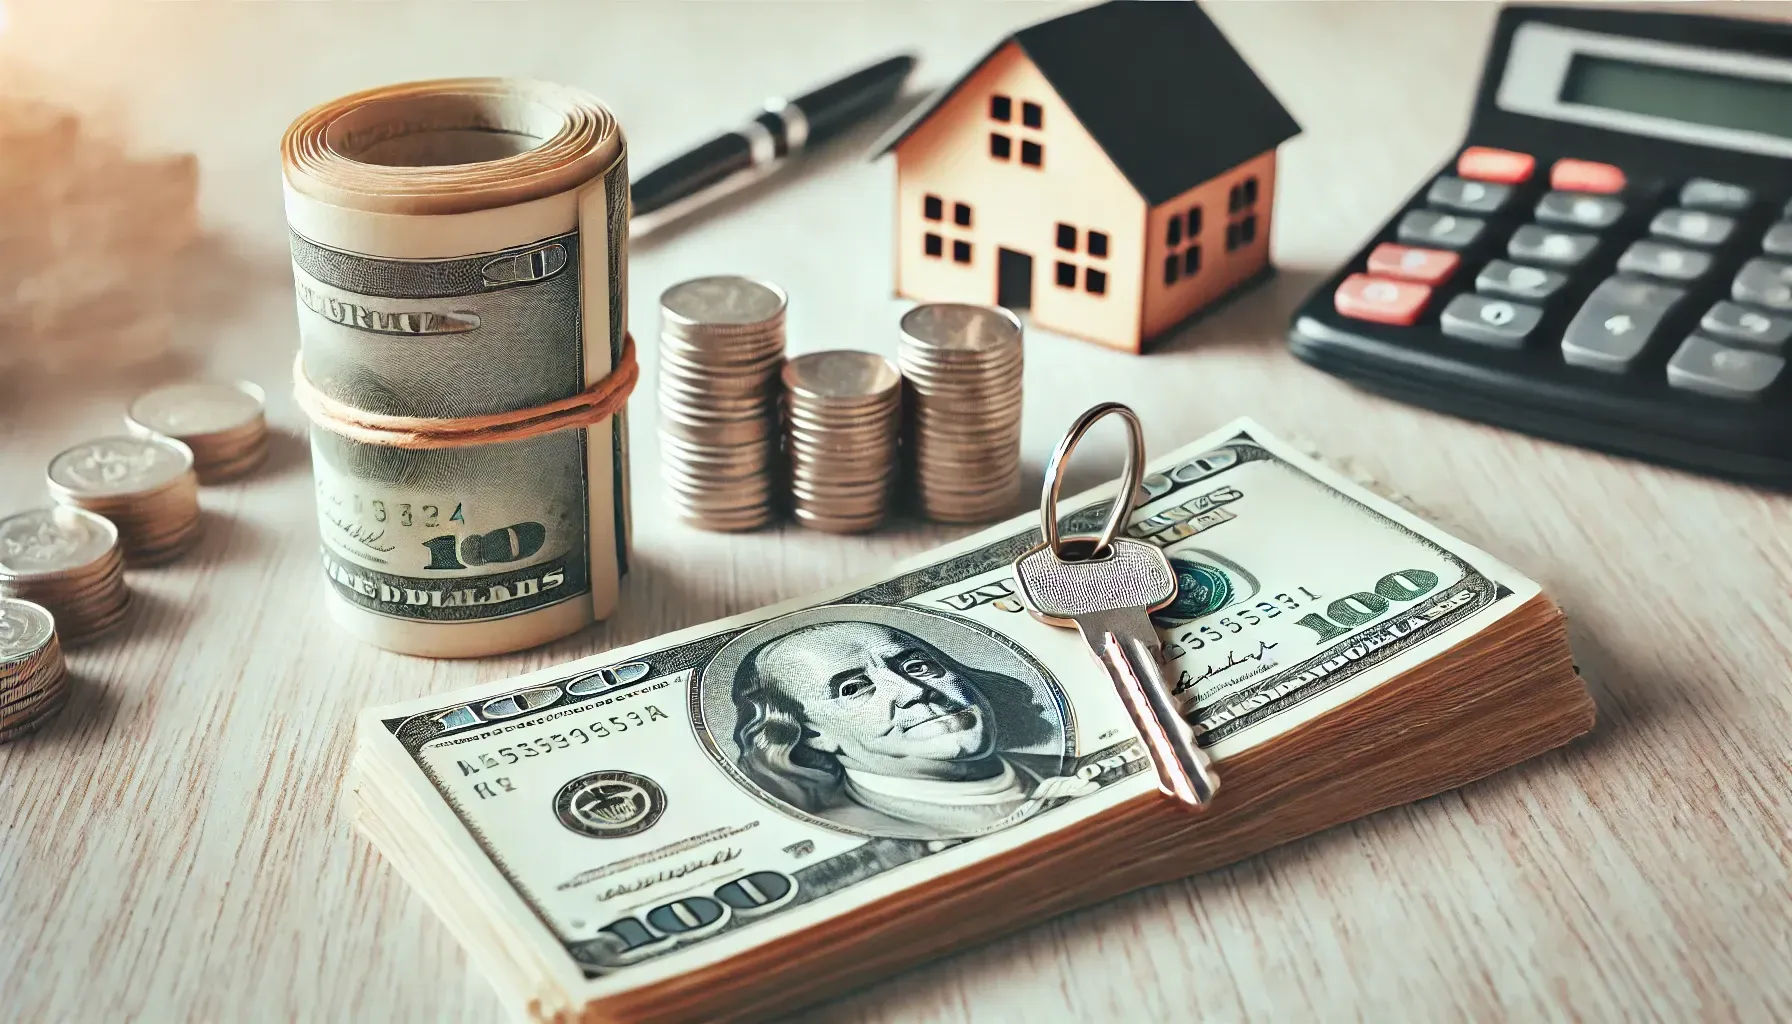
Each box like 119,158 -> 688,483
1012,403 -> 1219,809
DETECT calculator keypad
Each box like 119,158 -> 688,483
1327,146 -> 1792,406
1680,179 -> 1753,212
1476,260 -> 1567,301
1509,225 -> 1598,266
1700,302 -> 1792,352
1334,274 -> 1430,325
1732,260 -> 1792,311
1457,147 -> 1535,184
1536,192 -> 1623,229
1762,223 -> 1792,258
1427,177 -> 1512,215
1398,210 -> 1485,249
1366,243 -> 1459,285
1550,158 -> 1626,194
1561,278 -> 1685,372
1440,294 -> 1541,348
1666,336 -> 1786,399
1617,240 -> 1712,283
1650,209 -> 1735,247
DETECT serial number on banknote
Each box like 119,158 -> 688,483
452,704 -> 672,781
319,481 -> 559,575
1163,586 -> 1324,658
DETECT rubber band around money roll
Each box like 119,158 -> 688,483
291,334 -> 638,450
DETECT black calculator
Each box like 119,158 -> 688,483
1288,4 -> 1792,486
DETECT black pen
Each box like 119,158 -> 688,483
629,53 -> 917,237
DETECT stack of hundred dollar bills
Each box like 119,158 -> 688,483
346,418 -> 1593,1022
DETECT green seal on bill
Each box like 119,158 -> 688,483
1152,558 -> 1233,627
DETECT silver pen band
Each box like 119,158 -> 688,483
763,97 -> 810,153
738,118 -> 778,165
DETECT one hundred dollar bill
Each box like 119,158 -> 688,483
283,80 -> 631,658
349,417 -> 1540,1009
292,220 -> 626,625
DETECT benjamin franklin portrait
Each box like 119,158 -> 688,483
697,605 -> 1074,841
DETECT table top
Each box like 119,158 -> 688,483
3,2 -> 1789,1021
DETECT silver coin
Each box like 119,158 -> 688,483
901,377 -> 1025,400
0,598 -> 55,661
658,367 -> 781,399
659,444 -> 777,471
0,689 -> 67,743
658,336 -> 786,370
782,351 -> 901,403
783,407 -> 899,432
658,418 -> 777,448
658,430 -> 777,456
0,670 -> 66,719
126,381 -> 266,440
47,436 -> 193,498
660,460 -> 777,488
792,510 -> 885,534
785,428 -> 897,450
660,276 -> 788,330
0,507 -> 118,579
899,303 -> 1023,355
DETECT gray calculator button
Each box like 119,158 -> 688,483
1679,178 -> 1753,212
1476,260 -> 1568,301
1561,276 -> 1686,371
1763,222 -> 1792,257
1509,225 -> 1598,266
1732,258 -> 1792,311
1649,208 -> 1735,246
1666,335 -> 1785,399
1398,210 -> 1485,249
1700,301 -> 1792,352
1535,191 -> 1623,229
1440,294 -> 1542,348
1617,240 -> 1712,282
1426,176 -> 1511,214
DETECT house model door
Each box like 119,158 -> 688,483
997,248 -> 1034,309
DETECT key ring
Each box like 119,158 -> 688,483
1039,402 -> 1146,561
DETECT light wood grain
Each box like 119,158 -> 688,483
2,2 -> 1789,1022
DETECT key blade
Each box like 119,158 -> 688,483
1076,607 -> 1219,809
1100,632 -> 1217,808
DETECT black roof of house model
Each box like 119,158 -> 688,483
874,0 -> 1302,206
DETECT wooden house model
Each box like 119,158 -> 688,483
874,1 -> 1301,353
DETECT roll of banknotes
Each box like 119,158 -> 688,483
283,79 -> 631,658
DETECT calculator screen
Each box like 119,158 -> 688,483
1562,54 -> 1792,141
1498,22 -> 1792,159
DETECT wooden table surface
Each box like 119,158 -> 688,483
3,2 -> 1789,1021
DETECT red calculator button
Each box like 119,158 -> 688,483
1366,243 -> 1460,285
1334,274 -> 1432,326
1551,159 -> 1626,194
1457,146 -> 1535,184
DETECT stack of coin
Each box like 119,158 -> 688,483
0,598 -> 69,743
657,276 -> 788,532
0,507 -> 130,644
46,436 -> 202,565
782,351 -> 903,534
897,303 -> 1026,523
126,380 -> 269,483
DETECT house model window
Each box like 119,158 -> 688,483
988,92 -> 1044,168
1052,221 -> 1109,296
1164,206 -> 1203,285
922,193 -> 975,264
1225,176 -> 1260,252
875,1 -> 1301,353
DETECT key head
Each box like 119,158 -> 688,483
1012,536 -> 1177,627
